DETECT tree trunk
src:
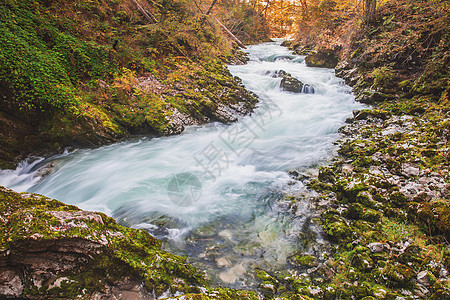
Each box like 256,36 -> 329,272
364,0 -> 377,22
216,19 -> 247,49
131,0 -> 157,24
206,0 -> 219,16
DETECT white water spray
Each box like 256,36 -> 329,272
0,41 -> 364,286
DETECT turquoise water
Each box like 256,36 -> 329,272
0,41 -> 364,287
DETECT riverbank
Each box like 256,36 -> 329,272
258,0 -> 449,298
0,0 -> 269,169
0,186 -> 263,299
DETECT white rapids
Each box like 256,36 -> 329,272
0,40 -> 364,288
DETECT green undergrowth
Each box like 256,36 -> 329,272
269,0 -> 450,299
0,0 -> 262,168
315,0 -> 449,297
341,0 -> 449,107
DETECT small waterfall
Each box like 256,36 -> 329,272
302,84 -> 315,94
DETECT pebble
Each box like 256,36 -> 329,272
216,257 -> 232,268
402,164 -> 420,177
367,242 -> 384,253
417,271 -> 432,286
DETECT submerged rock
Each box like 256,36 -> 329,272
265,70 -> 315,94
288,253 -> 319,268
267,69 -> 288,78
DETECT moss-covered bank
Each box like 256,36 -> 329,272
0,186 -> 260,299
249,0 -> 449,299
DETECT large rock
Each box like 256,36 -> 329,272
280,74 -> 304,93
0,187 -> 258,299
266,70 -> 288,78
368,242 -> 385,253
305,49 -> 339,68
267,70 -> 315,94
417,270 -> 436,287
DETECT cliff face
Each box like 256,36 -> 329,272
0,0 -> 265,169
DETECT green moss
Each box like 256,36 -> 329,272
256,270 -> 278,285
369,65 -> 396,91
356,192 -> 377,208
385,263 -> 415,286
390,191 -> 408,207
362,209 -> 382,223
307,179 -> 333,192
0,187 -> 206,298
335,180 -> 368,203
344,203 -> 364,219
318,167 -> 335,183
164,289 -> 259,300
324,219 -> 354,243
294,254 -> 318,267
352,253 -> 374,271
430,290 -> 450,300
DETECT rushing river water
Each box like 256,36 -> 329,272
0,41 -> 364,288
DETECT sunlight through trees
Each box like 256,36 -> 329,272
238,0 -> 383,37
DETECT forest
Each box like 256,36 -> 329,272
0,0 -> 449,299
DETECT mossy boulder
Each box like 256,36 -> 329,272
258,281 -> 277,297
385,263 -> 415,287
318,167 -> 336,184
335,180 -> 368,203
390,191 -> 408,207
344,203 -> 364,219
323,218 -> 354,243
356,191 -> 378,208
407,201 -> 450,239
361,209 -> 382,223
352,251 -> 374,271
0,186 -> 257,299
353,109 -> 391,121
305,49 -> 339,68
288,253 -> 319,268
256,270 -> 279,286
355,89 -> 393,104
307,179 -> 333,192
280,73 -> 304,93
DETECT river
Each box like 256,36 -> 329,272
0,40 -> 364,288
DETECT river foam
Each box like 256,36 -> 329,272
0,40 -> 364,287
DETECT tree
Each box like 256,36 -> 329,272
364,0 -> 377,22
